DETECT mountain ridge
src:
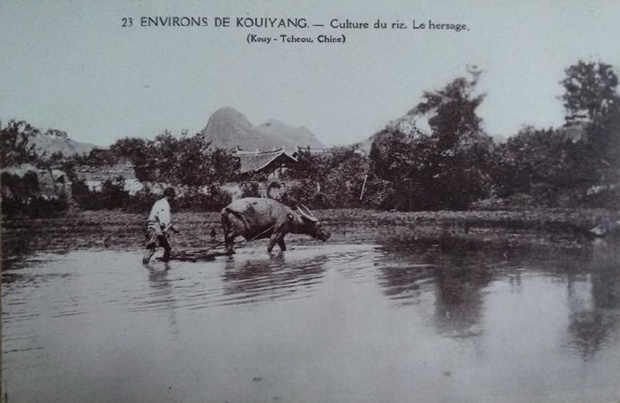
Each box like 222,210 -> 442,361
29,131 -> 97,158
199,106 -> 326,151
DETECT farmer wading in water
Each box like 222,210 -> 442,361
143,187 -> 180,264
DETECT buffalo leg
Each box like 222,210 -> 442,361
267,238 -> 276,253
267,233 -> 281,253
267,236 -> 286,253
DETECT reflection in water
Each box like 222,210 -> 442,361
433,260 -> 492,338
375,240 -> 437,303
143,263 -> 179,338
378,238 -> 494,338
145,263 -> 173,296
378,265 -> 434,302
378,235 -> 620,351
565,240 -> 620,360
3,239 -> 620,402
221,253 -> 326,304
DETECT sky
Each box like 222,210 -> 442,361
2,0 -> 620,147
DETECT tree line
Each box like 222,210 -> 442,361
286,61 -> 619,211
1,60 -> 619,216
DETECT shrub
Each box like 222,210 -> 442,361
71,176 -> 130,210
240,181 -> 261,198
174,185 -> 232,212
361,179 -> 397,210
1,171 -> 68,217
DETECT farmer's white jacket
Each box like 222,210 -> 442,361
148,198 -> 171,234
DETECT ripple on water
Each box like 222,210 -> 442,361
3,241 -> 620,403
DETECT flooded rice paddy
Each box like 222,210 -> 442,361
2,215 -> 620,402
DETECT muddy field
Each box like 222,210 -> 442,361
2,207 -> 615,259
2,208 -> 620,402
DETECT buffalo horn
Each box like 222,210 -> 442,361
298,204 -> 318,222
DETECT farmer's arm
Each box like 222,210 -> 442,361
159,209 -> 179,233
166,224 -> 180,234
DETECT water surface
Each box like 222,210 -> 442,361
3,240 -> 620,402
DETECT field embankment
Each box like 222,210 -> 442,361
2,208 -> 617,265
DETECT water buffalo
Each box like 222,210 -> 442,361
221,197 -> 330,254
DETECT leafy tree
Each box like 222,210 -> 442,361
491,127 -> 599,205
152,131 -> 181,182
369,128 -> 414,183
175,134 -> 209,186
283,146 -> 371,208
0,120 -> 38,167
368,128 -> 419,209
173,134 -> 240,186
110,131 -> 240,187
204,147 -> 240,185
560,60 -> 620,192
585,107 -> 620,184
284,147 -> 331,182
320,147 -> 371,207
71,176 -> 130,210
99,176 -> 130,209
369,68 -> 493,210
1,171 -> 39,200
110,137 -> 149,161
111,137 -> 155,181
560,61 -> 619,123
585,97 -> 620,170
409,66 -> 486,150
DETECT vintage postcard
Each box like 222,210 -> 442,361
2,1 -> 619,402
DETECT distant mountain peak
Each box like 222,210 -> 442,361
212,106 -> 248,118
199,107 -> 326,151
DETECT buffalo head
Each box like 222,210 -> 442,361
295,204 -> 331,241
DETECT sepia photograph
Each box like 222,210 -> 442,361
1,0 -> 619,402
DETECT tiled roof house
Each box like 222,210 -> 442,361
234,147 -> 298,181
